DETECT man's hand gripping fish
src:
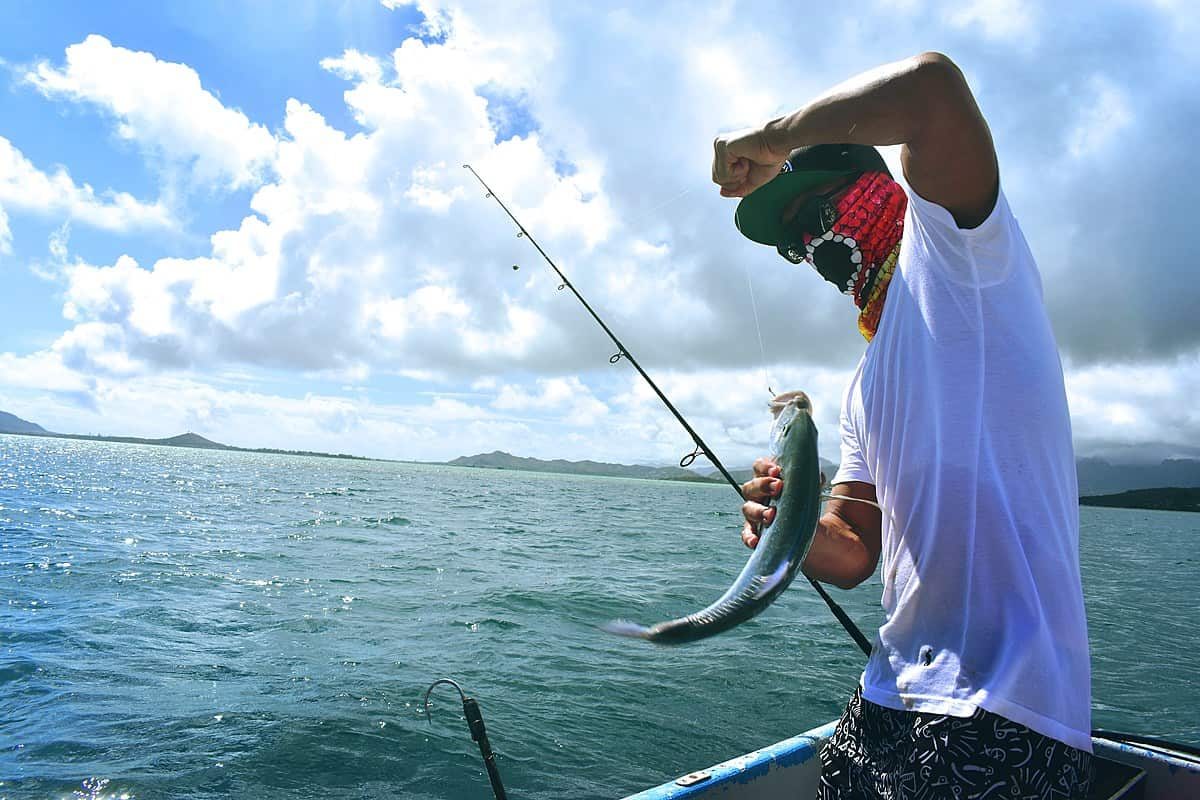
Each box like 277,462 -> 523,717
603,392 -> 821,644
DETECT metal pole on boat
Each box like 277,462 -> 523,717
424,678 -> 509,800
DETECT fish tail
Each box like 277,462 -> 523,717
599,619 -> 654,639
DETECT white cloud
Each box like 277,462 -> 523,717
0,206 -> 10,254
5,339 -> 1200,468
1065,354 -> 1200,459
48,222 -> 70,261
493,377 -> 609,426
35,9 -> 622,380
1067,76 -> 1133,159
684,43 -> 782,132
4,1 -> 1198,466
947,0 -> 1037,43
54,322 -> 143,377
26,35 -> 277,191
320,49 -> 384,85
0,355 -> 580,462
0,339 -> 852,465
0,350 -> 94,395
608,363 -> 857,466
62,256 -> 176,339
0,136 -> 172,232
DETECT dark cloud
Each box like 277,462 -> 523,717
521,1 -> 1199,372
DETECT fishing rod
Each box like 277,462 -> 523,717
464,164 -> 871,658
462,164 -> 737,489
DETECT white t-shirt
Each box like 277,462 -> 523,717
832,182 -> 1092,752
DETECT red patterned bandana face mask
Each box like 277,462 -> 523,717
776,171 -> 907,341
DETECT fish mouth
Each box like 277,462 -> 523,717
769,390 -> 812,417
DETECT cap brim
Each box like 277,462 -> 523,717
734,169 -> 855,246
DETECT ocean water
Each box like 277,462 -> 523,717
1,433 -> 1197,799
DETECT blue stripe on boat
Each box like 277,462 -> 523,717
622,721 -> 837,799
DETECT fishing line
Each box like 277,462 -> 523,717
465,164 -> 871,657
821,492 -> 899,539
647,181 -> 770,395
740,258 -> 774,397
642,184 -> 697,217
819,492 -> 901,558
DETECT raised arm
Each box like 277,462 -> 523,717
714,51 -> 998,228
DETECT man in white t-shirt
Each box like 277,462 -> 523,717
713,52 -> 1093,798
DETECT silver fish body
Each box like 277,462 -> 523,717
603,394 -> 822,644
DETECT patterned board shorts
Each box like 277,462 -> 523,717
818,688 -> 1094,800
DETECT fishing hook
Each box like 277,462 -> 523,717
422,677 -> 466,723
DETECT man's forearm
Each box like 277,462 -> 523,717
754,51 -> 997,227
760,54 -> 943,154
802,511 -> 877,590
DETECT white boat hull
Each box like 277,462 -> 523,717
622,722 -> 1200,799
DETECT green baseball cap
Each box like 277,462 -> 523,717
734,144 -> 890,246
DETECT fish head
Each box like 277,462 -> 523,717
769,391 -> 813,442
768,390 -> 812,419
768,390 -> 815,458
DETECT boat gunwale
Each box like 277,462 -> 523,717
622,723 -> 1200,799
620,720 -> 836,799
1091,729 -> 1200,763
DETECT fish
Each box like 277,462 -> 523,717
602,391 -> 822,644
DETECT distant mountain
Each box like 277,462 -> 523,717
42,430 -> 239,451
513,452 -> 1200,496
1076,457 -> 1200,495
729,456 -> 1200,495
7,405 -> 1200,494
0,411 -> 47,435
1080,487 -> 1200,513
706,459 -> 841,486
0,410 -> 365,462
446,451 -> 845,485
448,451 -> 715,482
157,432 -> 231,449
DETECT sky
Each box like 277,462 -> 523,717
0,0 -> 1197,468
